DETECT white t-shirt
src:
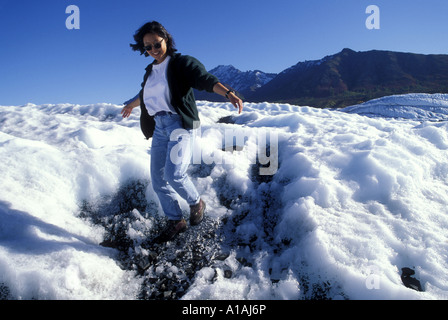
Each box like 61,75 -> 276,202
143,56 -> 177,116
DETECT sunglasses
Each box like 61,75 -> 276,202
143,39 -> 164,52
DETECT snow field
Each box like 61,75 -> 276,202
1,95 -> 448,299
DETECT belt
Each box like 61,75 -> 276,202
154,111 -> 173,117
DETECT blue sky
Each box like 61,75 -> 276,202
1,0 -> 448,105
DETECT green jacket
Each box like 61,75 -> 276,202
138,53 -> 219,139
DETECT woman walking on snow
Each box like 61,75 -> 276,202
121,21 -> 243,243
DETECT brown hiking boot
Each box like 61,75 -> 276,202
190,198 -> 206,226
154,219 -> 187,243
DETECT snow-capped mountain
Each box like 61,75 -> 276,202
194,65 -> 276,101
209,65 -> 276,92
197,49 -> 448,108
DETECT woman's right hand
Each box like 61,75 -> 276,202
121,104 -> 135,118
121,96 -> 140,118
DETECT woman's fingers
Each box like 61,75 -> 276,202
230,96 -> 243,114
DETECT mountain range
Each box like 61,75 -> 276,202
194,65 -> 276,102
196,48 -> 448,108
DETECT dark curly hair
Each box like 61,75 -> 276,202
130,21 -> 177,57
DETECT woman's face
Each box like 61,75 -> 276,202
143,33 -> 168,63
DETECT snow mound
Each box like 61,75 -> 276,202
341,93 -> 448,121
1,99 -> 448,300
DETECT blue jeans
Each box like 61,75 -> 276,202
150,112 -> 200,220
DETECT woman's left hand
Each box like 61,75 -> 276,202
213,83 -> 244,114
228,92 -> 244,114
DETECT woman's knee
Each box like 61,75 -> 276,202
164,170 -> 187,186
